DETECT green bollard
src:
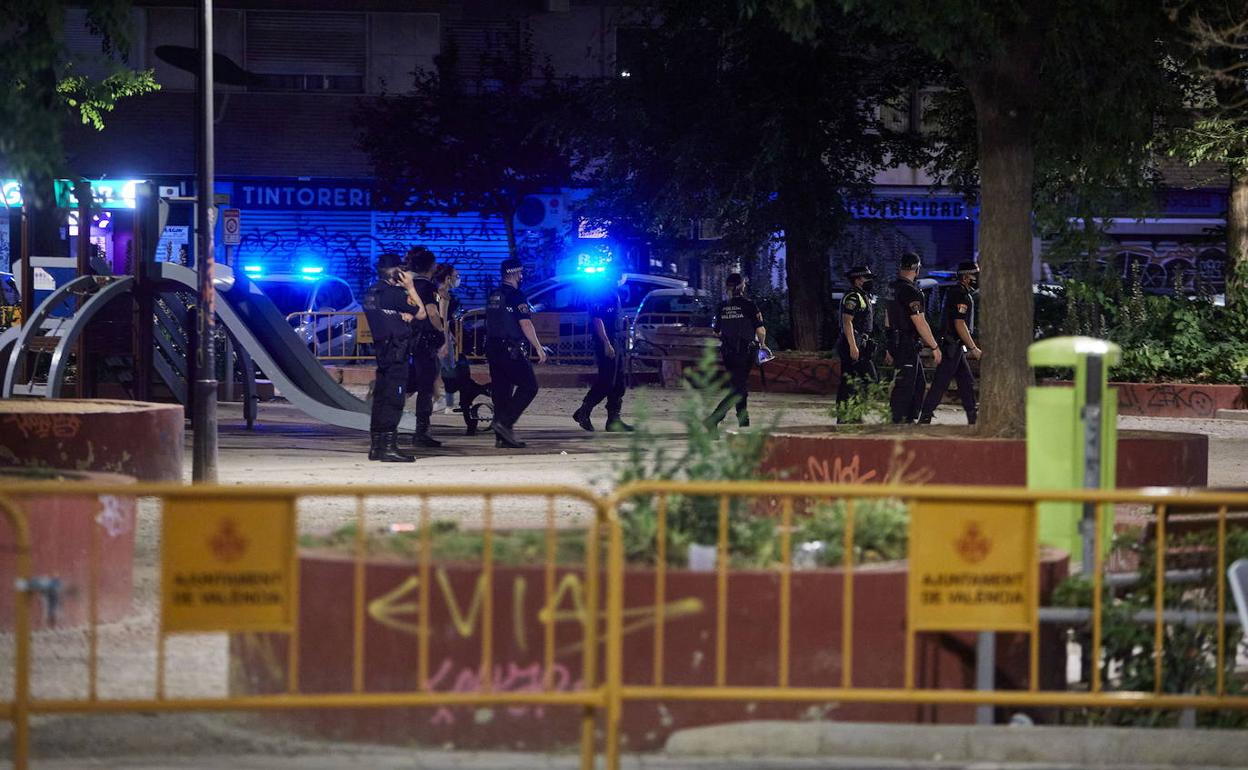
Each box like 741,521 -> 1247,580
1026,336 -> 1120,570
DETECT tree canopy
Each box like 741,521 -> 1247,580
0,0 -> 158,190
566,0 -> 936,349
356,24 -> 576,258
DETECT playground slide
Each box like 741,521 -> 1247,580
154,263 -> 409,432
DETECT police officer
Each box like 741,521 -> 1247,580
885,252 -> 941,423
485,257 -> 547,448
573,268 -> 634,432
706,273 -> 767,431
362,253 -> 423,462
405,246 -> 446,448
919,260 -> 982,425
835,265 -> 878,424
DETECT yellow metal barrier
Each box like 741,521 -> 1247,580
285,311 -> 371,361
0,483 -> 616,770
6,480 -> 1248,770
604,481 -> 1248,770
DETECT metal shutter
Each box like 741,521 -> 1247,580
245,11 -> 365,77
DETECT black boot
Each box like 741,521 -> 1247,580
736,410 -> 750,428
461,401 -> 477,435
572,404 -> 595,432
378,432 -> 416,463
412,413 -> 442,448
918,413 -> 933,425
605,414 -> 635,432
368,432 -> 384,461
494,422 -> 526,449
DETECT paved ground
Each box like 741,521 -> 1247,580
5,387 -> 1246,768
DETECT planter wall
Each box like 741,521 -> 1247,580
0,399 -> 183,482
232,551 -> 1068,751
0,469 -> 136,630
1113,382 -> 1246,419
762,429 -> 1207,488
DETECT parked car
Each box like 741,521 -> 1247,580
461,272 -> 688,362
628,288 -> 718,365
251,273 -> 363,358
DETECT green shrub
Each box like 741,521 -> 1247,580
793,497 -> 909,566
1043,271 -> 1248,384
1052,527 -> 1248,727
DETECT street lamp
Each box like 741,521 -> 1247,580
194,0 -> 217,483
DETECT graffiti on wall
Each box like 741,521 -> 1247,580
1052,244 -> 1230,293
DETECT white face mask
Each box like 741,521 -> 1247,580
450,275 -> 461,289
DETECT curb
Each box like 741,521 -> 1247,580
664,721 -> 1248,767
1216,409 -> 1248,421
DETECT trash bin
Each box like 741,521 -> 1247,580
1026,336 -> 1120,568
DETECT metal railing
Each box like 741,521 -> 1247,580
285,311 -> 371,362
456,309 -> 600,365
4,481 -> 1248,770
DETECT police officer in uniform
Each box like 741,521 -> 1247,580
485,258 -> 547,448
919,260 -> 982,425
573,268 -> 634,432
362,253 -> 423,462
405,246 -> 446,448
706,273 -> 767,431
885,252 -> 941,423
835,265 -> 878,424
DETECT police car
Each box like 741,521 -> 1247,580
247,268 -> 363,357
461,271 -> 686,361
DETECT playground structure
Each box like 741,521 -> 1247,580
0,181 -> 415,432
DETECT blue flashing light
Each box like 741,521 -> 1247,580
242,264 -> 262,274
300,265 -> 324,275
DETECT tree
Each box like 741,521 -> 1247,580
1,0 -> 158,251
565,1 -> 933,351
1166,0 -> 1248,305
755,0 -> 1183,435
356,24 -> 576,258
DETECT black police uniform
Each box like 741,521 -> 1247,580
708,295 -> 763,428
579,284 -> 627,422
835,286 -> 878,423
485,283 -> 539,431
885,276 -> 929,423
920,283 -> 978,424
407,276 -> 444,442
363,279 -> 414,434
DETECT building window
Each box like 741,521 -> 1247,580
246,11 -> 366,93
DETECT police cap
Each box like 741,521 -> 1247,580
376,253 -> 404,270
956,260 -> 980,275
845,264 -> 874,279
500,257 -> 524,276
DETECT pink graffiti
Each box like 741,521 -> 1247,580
807,453 -> 878,485
424,658 -> 578,725
3,413 -> 81,439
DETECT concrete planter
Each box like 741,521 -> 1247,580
0,399 -> 183,482
0,468 -> 136,630
1112,382 -> 1246,419
761,427 -> 1207,489
231,549 -> 1068,751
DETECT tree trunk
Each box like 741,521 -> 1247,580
784,222 -> 827,351
965,58 -> 1039,437
1227,164 -> 1248,307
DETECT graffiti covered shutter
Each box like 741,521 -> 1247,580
232,210 -> 375,296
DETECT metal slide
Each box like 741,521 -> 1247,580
3,275 -> 136,397
153,263 -> 407,432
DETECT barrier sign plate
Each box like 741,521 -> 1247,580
908,500 -> 1035,632
161,497 -> 296,633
